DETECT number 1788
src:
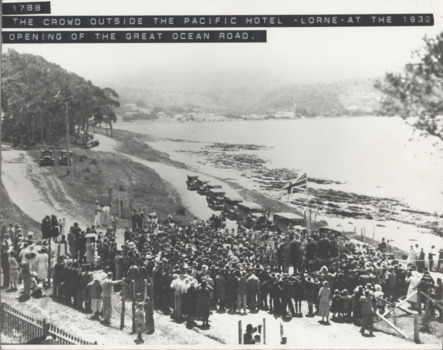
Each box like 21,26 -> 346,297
12,4 -> 42,12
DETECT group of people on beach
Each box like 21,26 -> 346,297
1,209 -> 443,341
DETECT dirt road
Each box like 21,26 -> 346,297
1,148 -> 89,232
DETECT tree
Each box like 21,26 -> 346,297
375,32 -> 443,140
1,49 -> 120,146
91,87 -> 120,138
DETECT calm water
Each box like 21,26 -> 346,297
116,117 -> 443,214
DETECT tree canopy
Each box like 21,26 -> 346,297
375,32 -> 443,140
1,49 -> 119,146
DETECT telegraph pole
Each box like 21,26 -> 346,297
65,101 -> 73,179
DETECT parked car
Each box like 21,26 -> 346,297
59,150 -> 73,166
223,195 -> 243,220
39,149 -> 54,166
273,212 -> 305,234
196,178 -> 210,195
237,201 -> 270,229
204,182 -> 222,198
206,188 -> 226,210
186,175 -> 199,190
86,139 -> 100,149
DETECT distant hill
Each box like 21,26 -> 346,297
112,71 -> 380,120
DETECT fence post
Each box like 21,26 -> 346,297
414,314 -> 420,344
238,320 -> 242,344
120,283 -> 125,330
263,318 -> 266,345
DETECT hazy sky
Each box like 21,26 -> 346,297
2,0 -> 443,86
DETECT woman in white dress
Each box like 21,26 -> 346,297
406,270 -> 422,309
85,238 -> 95,265
36,247 -> 49,284
406,245 -> 416,266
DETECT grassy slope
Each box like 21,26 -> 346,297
22,135 -> 192,228
0,182 -> 41,235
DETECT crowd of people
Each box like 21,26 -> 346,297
1,208 -> 443,340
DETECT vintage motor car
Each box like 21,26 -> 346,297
86,139 -> 100,149
204,182 -> 222,197
196,178 -> 210,195
273,212 -> 305,234
59,150 -> 73,166
237,201 -> 270,229
223,195 -> 243,220
186,175 -> 199,190
318,225 -> 356,238
206,188 -> 226,210
39,149 -> 55,166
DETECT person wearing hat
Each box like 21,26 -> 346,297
134,302 -> 146,342
270,274 -> 282,316
19,253 -> 33,301
243,324 -> 257,345
77,231 -> 87,264
406,270 -> 422,310
305,276 -> 319,317
88,277 -> 103,320
330,289 -> 343,321
170,274 -> 183,319
383,266 -> 397,300
281,275 -> 296,318
247,270 -> 260,311
8,250 -> 20,291
1,236 -> 11,289
93,201 -> 102,228
237,270 -> 248,314
341,289 -> 352,322
196,280 -> 212,328
68,223 -> 80,258
226,269 -> 238,312
215,270 -> 227,311
36,247 -> 49,287
101,272 -> 123,325
318,280 -> 331,324
359,289 -> 376,336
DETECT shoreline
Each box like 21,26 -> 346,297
109,123 -> 442,256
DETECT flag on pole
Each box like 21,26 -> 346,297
282,173 -> 307,194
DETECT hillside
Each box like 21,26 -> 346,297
114,72 -> 380,120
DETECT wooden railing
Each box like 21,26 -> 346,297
1,303 -> 96,345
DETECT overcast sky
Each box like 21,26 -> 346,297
2,0 -> 443,86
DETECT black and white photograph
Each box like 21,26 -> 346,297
0,0 -> 442,348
